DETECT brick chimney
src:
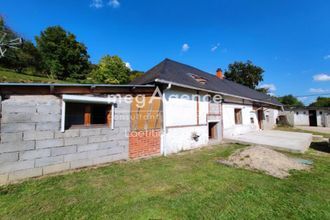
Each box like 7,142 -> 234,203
216,68 -> 223,79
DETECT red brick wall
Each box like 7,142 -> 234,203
129,129 -> 161,159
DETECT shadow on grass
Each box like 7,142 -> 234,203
310,142 -> 330,153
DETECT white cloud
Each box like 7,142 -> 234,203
313,73 -> 330,81
309,88 -> 330,93
125,62 -> 132,71
298,96 -> 308,101
323,55 -> 330,60
211,43 -> 220,52
90,0 -> 103,8
259,83 -> 276,92
181,43 -> 190,52
109,0 -> 120,8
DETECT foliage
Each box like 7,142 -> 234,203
256,87 -> 269,94
224,60 -> 264,89
0,144 -> 329,219
35,26 -> 91,80
129,70 -> 144,82
87,55 -> 130,84
0,16 -> 41,73
277,95 -> 304,107
309,97 -> 330,107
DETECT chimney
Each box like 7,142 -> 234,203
216,68 -> 223,79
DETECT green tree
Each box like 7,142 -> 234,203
35,26 -> 90,80
129,70 -> 144,82
277,95 -> 304,107
224,61 -> 264,89
87,55 -> 130,84
309,97 -> 330,107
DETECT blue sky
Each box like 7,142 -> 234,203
1,0 -> 329,104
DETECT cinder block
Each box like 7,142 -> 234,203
1,132 -> 23,143
0,141 -> 35,153
1,113 -> 31,123
8,168 -> 42,181
0,152 -> 19,163
88,135 -> 108,144
93,153 -> 126,165
0,173 -> 8,185
79,128 -> 101,137
1,123 -> 35,133
36,139 -> 64,149
37,105 -> 60,114
101,128 -> 120,135
0,160 -> 35,174
36,122 -> 60,131
2,105 -> 36,114
51,146 -> 77,156
77,143 -> 98,152
23,131 -> 54,141
43,162 -> 70,175
31,114 -> 60,123
97,141 -> 117,150
70,158 -> 94,169
35,156 -> 64,167
64,137 -> 88,146
20,149 -> 51,160
55,129 -> 79,138
64,151 -> 89,162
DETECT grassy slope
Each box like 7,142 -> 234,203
0,68 -> 71,83
0,144 -> 329,219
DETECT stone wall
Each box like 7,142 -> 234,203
0,95 -> 130,185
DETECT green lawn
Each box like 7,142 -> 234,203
0,68 -> 71,83
0,144 -> 329,219
276,126 -> 330,138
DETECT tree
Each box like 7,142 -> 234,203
224,60 -> 264,89
87,55 -> 130,84
277,95 -> 304,107
309,97 -> 330,107
129,70 -> 144,82
35,26 -> 90,80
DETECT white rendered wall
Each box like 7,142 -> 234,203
294,110 -> 310,126
162,88 -> 211,154
223,103 -> 258,137
164,126 -> 209,154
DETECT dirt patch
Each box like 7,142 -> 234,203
218,146 -> 310,178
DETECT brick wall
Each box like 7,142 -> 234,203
0,95 -> 130,185
128,130 -> 161,159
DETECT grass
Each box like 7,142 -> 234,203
0,144 -> 330,219
276,126 -> 330,138
0,68 -> 72,83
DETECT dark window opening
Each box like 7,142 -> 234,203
250,117 -> 254,124
234,109 -> 242,124
187,73 -> 208,85
65,103 -> 111,129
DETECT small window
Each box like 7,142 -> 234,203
266,115 -> 270,122
187,73 -> 207,85
320,111 -> 322,115
250,117 -> 254,124
234,109 -> 242,124
296,112 -> 299,115
65,103 -> 111,129
303,112 -> 306,114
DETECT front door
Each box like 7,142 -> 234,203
257,109 -> 264,129
309,110 -> 317,126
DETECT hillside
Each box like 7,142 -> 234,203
0,68 -> 72,84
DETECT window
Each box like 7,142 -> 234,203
187,73 -> 207,85
61,95 -> 116,132
250,117 -> 254,124
320,111 -> 323,115
65,103 -> 112,129
266,115 -> 270,122
296,112 -> 299,115
234,108 -> 242,124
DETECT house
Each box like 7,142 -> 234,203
279,107 -> 330,127
0,59 -> 282,185
132,59 -> 283,154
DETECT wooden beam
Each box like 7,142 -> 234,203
84,105 -> 91,126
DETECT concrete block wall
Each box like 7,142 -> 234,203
0,95 -> 130,185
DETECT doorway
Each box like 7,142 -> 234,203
309,110 -> 317,126
208,122 -> 218,139
257,109 -> 264,129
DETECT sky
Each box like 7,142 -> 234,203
0,0 -> 329,104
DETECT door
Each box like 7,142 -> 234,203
257,110 -> 264,129
309,110 -> 317,126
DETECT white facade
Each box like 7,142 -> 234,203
283,109 -> 329,127
162,87 -> 221,155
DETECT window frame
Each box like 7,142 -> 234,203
61,95 -> 116,132
234,108 -> 242,125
